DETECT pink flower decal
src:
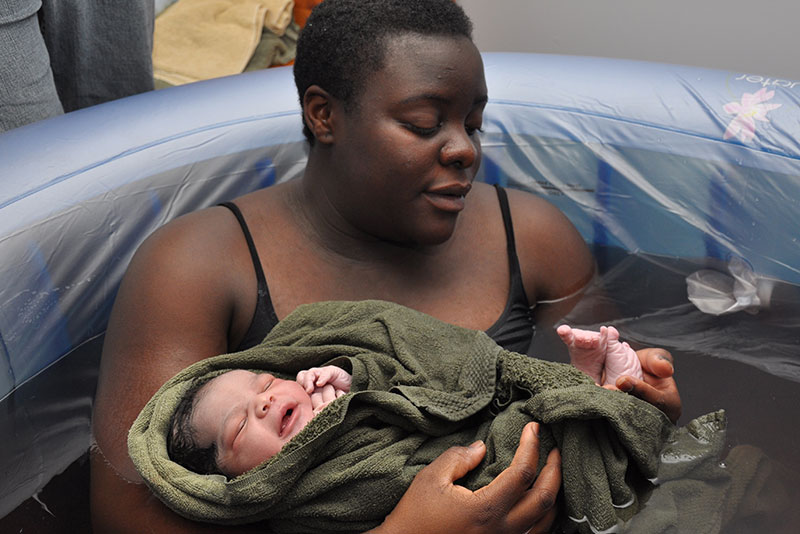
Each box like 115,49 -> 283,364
723,87 -> 782,142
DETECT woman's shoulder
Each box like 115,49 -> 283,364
494,185 -> 595,304
136,201 -> 263,274
468,183 -> 580,245
119,203 -> 260,332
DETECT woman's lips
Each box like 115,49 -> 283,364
424,183 -> 471,213
423,192 -> 466,212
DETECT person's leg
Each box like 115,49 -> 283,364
39,0 -> 154,112
0,3 -> 63,133
557,325 -> 642,386
556,325 -> 605,384
599,326 -> 642,386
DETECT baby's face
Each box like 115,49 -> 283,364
192,370 -> 314,476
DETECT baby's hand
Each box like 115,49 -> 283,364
296,366 -> 352,394
296,366 -> 352,414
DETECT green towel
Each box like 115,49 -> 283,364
128,300 -> 727,533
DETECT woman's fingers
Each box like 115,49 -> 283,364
479,423 -> 560,532
638,348 -> 675,377
375,424 -> 560,534
620,349 -> 682,423
505,447 -> 560,532
373,441 -> 486,534
477,423 -> 540,507
425,439 -> 488,486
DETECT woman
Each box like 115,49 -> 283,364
91,1 -> 680,532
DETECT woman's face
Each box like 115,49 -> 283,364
327,33 -> 488,247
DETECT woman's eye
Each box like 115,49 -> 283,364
405,123 -> 440,137
466,125 -> 484,136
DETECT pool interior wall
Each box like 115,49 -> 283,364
1,53 -> 799,527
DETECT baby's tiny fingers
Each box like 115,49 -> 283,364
320,384 -> 337,403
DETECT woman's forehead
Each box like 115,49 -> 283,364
368,34 -> 486,97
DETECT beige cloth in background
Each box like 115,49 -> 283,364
153,0 -> 294,86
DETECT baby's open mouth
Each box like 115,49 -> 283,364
280,408 -> 293,435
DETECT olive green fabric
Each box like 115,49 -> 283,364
128,300 -> 722,533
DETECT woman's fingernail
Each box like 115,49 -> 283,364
469,440 -> 484,450
531,422 -> 540,437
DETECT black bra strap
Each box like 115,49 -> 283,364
218,202 -> 278,349
218,201 -> 268,292
493,185 -> 522,277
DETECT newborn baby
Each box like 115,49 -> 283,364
170,326 -> 640,478
169,365 -> 352,477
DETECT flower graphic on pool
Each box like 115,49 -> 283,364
723,87 -> 782,143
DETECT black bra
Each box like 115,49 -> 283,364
220,185 -> 534,354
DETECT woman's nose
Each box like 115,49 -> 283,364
440,127 -> 478,169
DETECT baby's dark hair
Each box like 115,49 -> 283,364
294,0 -> 473,144
167,376 -> 223,476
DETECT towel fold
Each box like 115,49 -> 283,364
153,0 -> 294,86
129,300 -> 737,533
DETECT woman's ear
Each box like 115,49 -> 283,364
303,85 -> 335,145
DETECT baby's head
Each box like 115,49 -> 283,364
168,370 -> 315,477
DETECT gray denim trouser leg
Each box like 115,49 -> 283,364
40,0 -> 154,112
0,1 -> 63,133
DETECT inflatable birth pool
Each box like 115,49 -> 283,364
1,53 -> 799,528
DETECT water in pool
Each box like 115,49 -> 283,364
1,249 -> 799,532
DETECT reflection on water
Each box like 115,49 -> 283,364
1,250 -> 799,532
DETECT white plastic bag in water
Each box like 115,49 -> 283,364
686,257 -> 774,315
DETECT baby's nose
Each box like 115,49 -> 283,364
256,394 -> 274,416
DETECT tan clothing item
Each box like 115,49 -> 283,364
153,0 -> 294,86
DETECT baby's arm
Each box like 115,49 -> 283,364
296,366 -> 352,414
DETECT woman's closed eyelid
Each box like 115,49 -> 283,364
404,121 -> 441,136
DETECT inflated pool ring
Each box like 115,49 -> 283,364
1,53 -> 798,517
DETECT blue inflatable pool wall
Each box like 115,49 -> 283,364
1,53 -> 799,516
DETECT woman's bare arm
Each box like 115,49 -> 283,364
91,209 -> 259,532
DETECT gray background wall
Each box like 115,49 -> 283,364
459,0 -> 799,80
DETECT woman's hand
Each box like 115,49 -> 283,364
618,348 -> 682,423
371,422 -> 560,534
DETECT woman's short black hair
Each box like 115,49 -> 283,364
167,376 -> 223,476
294,0 -> 474,144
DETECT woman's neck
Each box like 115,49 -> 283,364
286,159 -> 453,266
